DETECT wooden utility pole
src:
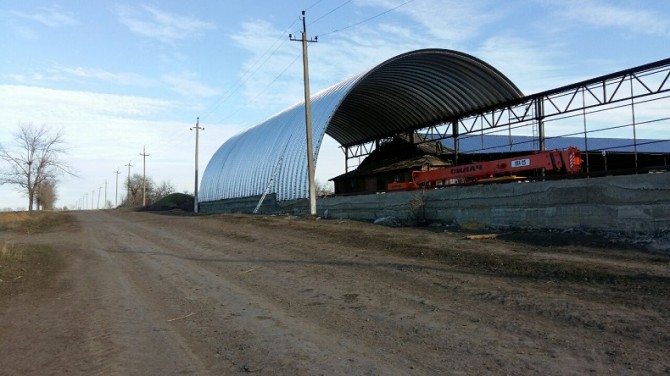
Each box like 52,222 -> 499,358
139,146 -> 150,206
114,168 -> 120,207
290,10 -> 318,216
97,186 -> 102,209
190,117 -> 204,213
125,160 -> 133,205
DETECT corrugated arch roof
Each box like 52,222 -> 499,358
200,48 -> 523,203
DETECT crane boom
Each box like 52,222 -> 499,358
387,147 -> 582,191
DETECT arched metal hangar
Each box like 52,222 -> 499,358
199,48 -> 523,203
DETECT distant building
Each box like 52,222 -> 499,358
332,134 -> 450,195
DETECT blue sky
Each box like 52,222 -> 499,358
1,0 -> 669,209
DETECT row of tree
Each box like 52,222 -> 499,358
1,123 -> 176,211
0,124 -> 71,211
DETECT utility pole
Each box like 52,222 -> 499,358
114,168 -> 120,208
97,186 -> 102,209
91,189 -> 94,209
190,117 -> 204,213
140,146 -> 150,206
125,160 -> 133,205
290,10 -> 318,216
85,193 -> 88,210
104,180 -> 107,209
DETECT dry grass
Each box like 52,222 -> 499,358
0,211 -> 77,234
0,212 -> 31,226
0,241 -> 23,262
0,212 -> 72,302
0,241 -> 65,302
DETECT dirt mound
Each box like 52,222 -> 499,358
143,193 -> 194,212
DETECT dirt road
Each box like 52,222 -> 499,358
1,210 -> 669,375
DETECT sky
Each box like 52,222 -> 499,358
0,0 -> 669,210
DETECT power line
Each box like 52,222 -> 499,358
305,0 -> 324,11
212,52 -> 302,125
309,0 -> 353,25
201,17 -> 301,121
318,0 -> 417,38
203,0 -> 416,128
218,0 -> 414,125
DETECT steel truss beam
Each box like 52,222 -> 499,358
344,57 -> 670,169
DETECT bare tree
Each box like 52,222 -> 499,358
123,173 -> 154,207
315,179 -> 334,197
36,179 -> 57,210
121,174 -> 177,207
0,124 -> 73,211
152,180 -> 175,202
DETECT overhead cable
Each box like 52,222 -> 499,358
318,0 -> 416,37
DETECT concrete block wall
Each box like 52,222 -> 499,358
201,173 -> 670,234
200,193 -> 280,214
319,173 -> 670,234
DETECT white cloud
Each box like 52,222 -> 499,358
230,19 -> 280,49
476,36 -> 568,95
11,6 -> 78,27
162,72 -> 222,97
5,71 -> 65,83
354,0 -> 501,45
552,0 -> 669,35
116,5 -> 216,44
58,67 -> 154,87
12,25 -> 38,39
0,85 -> 172,122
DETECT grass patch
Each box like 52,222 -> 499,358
0,242 -> 65,302
0,211 -> 77,234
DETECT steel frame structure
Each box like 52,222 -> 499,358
343,57 -> 670,171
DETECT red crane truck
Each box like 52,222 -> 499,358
387,147 -> 582,191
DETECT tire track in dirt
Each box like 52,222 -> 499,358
94,211 -> 404,374
84,213 -> 603,374
3,210 -> 669,375
65,212 -> 209,375
120,212 -> 669,374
